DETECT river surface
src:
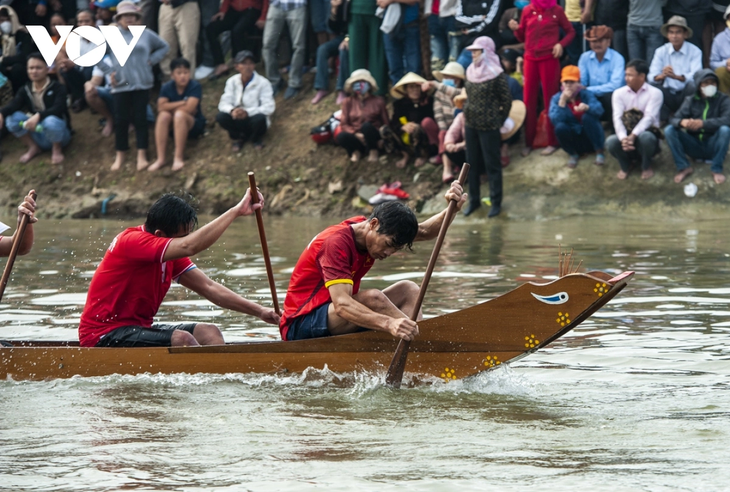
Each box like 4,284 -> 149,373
1,214 -> 729,491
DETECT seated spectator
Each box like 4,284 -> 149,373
666,69 -> 730,184
0,53 -> 72,165
443,97 -> 466,183
0,6 -> 36,94
500,48 -> 523,86
336,69 -> 389,163
606,59 -> 663,180
381,72 -> 438,169
422,61 -> 465,166
205,0 -> 266,80
381,0 -> 422,86
57,9 -> 96,113
262,0 -> 306,99
216,50 -> 275,152
548,65 -> 605,168
710,5 -> 730,94
579,25 -> 625,121
149,58 -> 206,172
649,16 -> 702,122
158,0 -> 200,82
312,0 -> 349,105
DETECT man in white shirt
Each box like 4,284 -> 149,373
606,59 -> 664,180
648,15 -> 703,122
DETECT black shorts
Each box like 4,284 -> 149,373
96,323 -> 198,347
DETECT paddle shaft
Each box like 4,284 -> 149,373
248,173 -> 280,315
385,164 -> 470,388
0,192 -> 37,304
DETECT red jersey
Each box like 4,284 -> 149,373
78,226 -> 196,347
280,217 -> 375,340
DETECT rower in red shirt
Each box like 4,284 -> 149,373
280,181 -> 466,341
78,190 -> 280,348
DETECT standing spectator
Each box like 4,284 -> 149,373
607,59 -> 664,180
462,36 -> 511,218
627,0 -> 666,65
579,25 -> 626,120
150,58 -> 206,172
454,0 -> 508,58
335,69 -> 389,162
216,50 -> 275,151
0,6 -> 36,94
564,0 -> 594,65
96,1 -> 170,172
422,61 -> 464,167
348,0 -> 388,96
592,0 -> 629,61
649,15 -> 703,121
0,53 -> 72,165
381,72 -> 438,168
548,65 -> 605,168
666,68 -> 730,184
379,0 -> 422,85
663,0 -> 712,51
205,0 -> 267,80
710,5 -> 730,93
194,0 -> 219,80
158,0 -> 200,81
311,0 -> 348,105
425,0 -> 459,73
310,0 -> 330,49
262,0 -> 307,100
510,0 -> 575,156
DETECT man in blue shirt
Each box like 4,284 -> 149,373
578,25 -> 625,124
149,58 -> 206,172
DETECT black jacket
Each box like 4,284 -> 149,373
670,69 -> 730,138
0,78 -> 71,129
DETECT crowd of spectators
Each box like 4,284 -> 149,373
0,0 -> 730,216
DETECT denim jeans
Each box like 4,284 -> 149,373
7,111 -> 71,150
626,25 -> 664,66
427,15 -> 459,71
664,124 -> 730,173
309,0 -> 330,33
383,21 -> 422,85
606,132 -> 659,172
314,35 -> 346,91
553,113 -> 606,155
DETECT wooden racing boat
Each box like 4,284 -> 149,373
0,270 -> 633,381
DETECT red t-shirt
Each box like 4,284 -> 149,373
78,226 -> 196,347
568,97 -> 583,122
280,217 -> 375,340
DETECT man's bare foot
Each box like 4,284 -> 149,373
713,172 -> 726,184
350,150 -> 361,163
617,170 -> 628,180
368,149 -> 378,162
172,158 -> 185,171
110,155 -> 124,171
137,156 -> 149,171
19,145 -> 42,163
414,157 -> 427,168
520,147 -> 532,157
674,167 -> 694,183
51,148 -> 64,165
101,122 -> 113,137
641,169 -> 654,180
540,145 -> 558,156
395,155 -> 409,168
148,159 -> 165,171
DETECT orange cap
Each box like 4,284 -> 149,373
560,65 -> 580,83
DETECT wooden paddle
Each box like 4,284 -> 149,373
385,164 -> 469,388
0,191 -> 37,304
248,172 -> 280,315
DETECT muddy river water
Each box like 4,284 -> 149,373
1,214 -> 729,491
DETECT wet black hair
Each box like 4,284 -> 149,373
368,201 -> 418,250
144,192 -> 199,237
626,59 -> 649,77
170,57 -> 191,72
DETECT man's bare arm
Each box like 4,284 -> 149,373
414,181 -> 466,242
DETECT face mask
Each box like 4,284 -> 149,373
702,84 -> 718,98
443,79 -> 456,87
0,21 -> 12,35
515,0 -> 529,9
353,81 -> 370,95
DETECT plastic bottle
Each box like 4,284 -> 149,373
19,121 -> 43,132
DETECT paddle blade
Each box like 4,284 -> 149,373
385,339 -> 410,388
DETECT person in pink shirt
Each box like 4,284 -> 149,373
509,0 -> 574,156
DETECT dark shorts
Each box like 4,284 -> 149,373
96,323 -> 198,347
286,303 -> 331,341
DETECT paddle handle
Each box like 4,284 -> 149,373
0,192 -> 37,304
248,173 -> 280,315
385,164 -> 470,387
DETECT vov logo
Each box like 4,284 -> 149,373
27,25 -> 146,68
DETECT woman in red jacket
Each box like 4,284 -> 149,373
509,0 -> 574,156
